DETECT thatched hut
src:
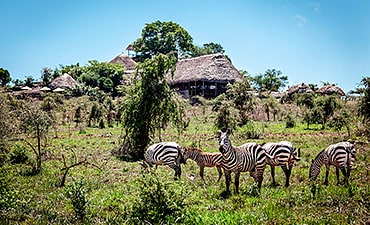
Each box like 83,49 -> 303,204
316,84 -> 345,96
49,73 -> 78,89
167,53 -> 243,98
287,83 -> 313,97
109,53 -> 137,74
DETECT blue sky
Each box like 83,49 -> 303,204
1,0 -> 369,92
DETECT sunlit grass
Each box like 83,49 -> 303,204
2,98 -> 369,224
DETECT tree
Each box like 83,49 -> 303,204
132,21 -> 194,61
20,102 -> 52,174
120,54 -> 183,160
0,68 -> 11,87
41,67 -> 54,85
24,76 -> 35,87
81,60 -> 125,96
225,79 -> 256,125
252,69 -> 288,92
263,95 -> 280,121
191,42 -> 225,57
357,77 -> 370,122
316,95 -> 342,129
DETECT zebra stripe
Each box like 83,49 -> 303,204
309,141 -> 356,185
218,130 -> 270,193
183,147 -> 223,182
262,141 -> 301,187
144,142 -> 184,180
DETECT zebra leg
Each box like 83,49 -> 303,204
270,165 -> 277,186
224,170 -> 232,193
282,165 -> 292,187
340,166 -> 347,185
324,164 -> 330,185
256,169 -> 264,189
216,166 -> 223,182
168,163 -> 181,180
346,166 -> 352,183
234,171 -> 240,194
335,167 -> 340,185
199,165 -> 205,182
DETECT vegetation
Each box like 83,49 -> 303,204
119,54 -> 185,160
1,19 -> 368,225
132,20 -> 194,61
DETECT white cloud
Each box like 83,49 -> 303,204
309,2 -> 320,12
294,15 -> 308,27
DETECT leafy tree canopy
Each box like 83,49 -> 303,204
81,60 -> 125,96
0,68 -> 11,86
132,21 -> 194,61
252,69 -> 288,92
191,42 -> 225,57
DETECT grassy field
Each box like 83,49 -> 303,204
1,98 -> 369,224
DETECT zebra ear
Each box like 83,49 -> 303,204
217,130 -> 222,137
226,128 -> 231,135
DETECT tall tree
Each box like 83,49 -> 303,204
0,68 -> 11,86
132,21 -> 194,61
357,76 -> 370,122
41,67 -> 53,85
191,42 -> 225,57
120,54 -> 183,160
252,69 -> 288,92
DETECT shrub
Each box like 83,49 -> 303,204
239,122 -> 261,139
9,144 -> 29,164
65,180 -> 89,221
285,114 -> 296,128
129,172 -> 187,224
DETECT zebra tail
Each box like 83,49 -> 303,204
264,151 -> 275,164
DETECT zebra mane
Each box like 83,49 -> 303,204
312,149 -> 326,162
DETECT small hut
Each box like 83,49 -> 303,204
316,84 -> 345,96
287,83 -> 313,97
167,53 -> 243,99
49,73 -> 78,89
109,53 -> 137,75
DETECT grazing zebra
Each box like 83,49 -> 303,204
261,141 -> 301,187
183,147 -> 223,182
309,141 -> 356,185
217,130 -> 271,193
143,142 -> 185,180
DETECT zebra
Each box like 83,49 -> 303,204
261,141 -> 301,187
309,141 -> 356,185
217,129 -> 272,193
182,147 -> 223,182
143,142 -> 185,180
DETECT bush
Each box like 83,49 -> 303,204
239,122 -> 261,139
285,114 -> 296,128
9,145 -> 29,164
65,180 -> 89,221
129,172 -> 188,224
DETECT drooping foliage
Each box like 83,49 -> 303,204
120,54 -> 184,160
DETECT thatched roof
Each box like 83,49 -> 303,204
109,53 -> 137,72
168,53 -> 243,85
316,84 -> 345,96
287,83 -> 313,95
49,73 -> 78,89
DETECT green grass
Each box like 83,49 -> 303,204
1,99 -> 369,224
